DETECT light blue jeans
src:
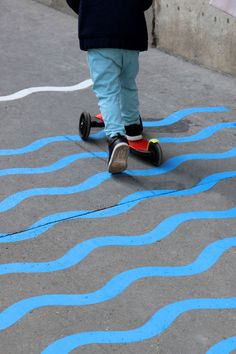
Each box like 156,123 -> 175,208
87,48 -> 140,138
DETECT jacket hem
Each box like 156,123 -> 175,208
79,37 -> 148,52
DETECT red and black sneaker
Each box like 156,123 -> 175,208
107,134 -> 129,174
125,117 -> 143,141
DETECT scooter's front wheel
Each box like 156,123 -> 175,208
148,140 -> 163,166
79,112 -> 91,140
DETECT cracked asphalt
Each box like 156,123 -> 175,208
0,0 -> 236,353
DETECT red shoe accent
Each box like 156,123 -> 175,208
95,113 -> 103,122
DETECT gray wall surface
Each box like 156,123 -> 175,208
152,0 -> 236,76
33,0 -> 76,16
33,0 -> 236,76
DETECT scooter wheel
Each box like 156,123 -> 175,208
148,141 -> 163,166
79,112 -> 91,140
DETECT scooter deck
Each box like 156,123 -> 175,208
128,139 -> 149,152
95,114 -> 151,153
128,138 -> 155,159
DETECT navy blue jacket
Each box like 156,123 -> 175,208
66,0 -> 152,51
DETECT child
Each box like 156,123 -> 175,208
67,0 -> 153,173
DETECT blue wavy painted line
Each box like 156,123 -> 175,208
0,170 -> 235,244
0,236 -> 235,331
0,202 -> 235,274
159,122 -> 236,143
1,122 -> 236,179
0,131 -> 105,156
0,106 -> 228,156
0,147 -> 236,214
206,337 -> 236,354
41,297 -> 236,354
127,147 -> 236,178
0,152 -> 107,177
143,106 -> 229,127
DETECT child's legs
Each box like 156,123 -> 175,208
120,50 -> 140,126
87,49 -> 125,138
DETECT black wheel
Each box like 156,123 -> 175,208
79,112 -> 91,140
148,141 -> 163,166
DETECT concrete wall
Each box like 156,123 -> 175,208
33,0 -> 76,16
33,0 -> 236,75
152,0 -> 236,75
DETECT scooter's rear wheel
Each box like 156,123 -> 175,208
79,112 -> 91,140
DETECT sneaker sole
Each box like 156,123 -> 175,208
125,134 -> 143,141
108,143 -> 129,174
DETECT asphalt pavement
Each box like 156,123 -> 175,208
0,0 -> 236,353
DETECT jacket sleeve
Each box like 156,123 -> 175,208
66,0 -> 79,14
143,0 -> 153,11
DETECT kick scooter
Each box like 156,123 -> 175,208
79,112 -> 163,166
